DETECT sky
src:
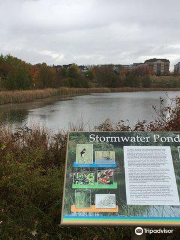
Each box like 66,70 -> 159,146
0,0 -> 180,70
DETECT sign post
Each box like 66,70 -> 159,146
61,131 -> 180,226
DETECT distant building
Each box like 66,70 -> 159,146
120,63 -> 143,70
78,65 -> 89,72
97,64 -> 114,68
117,63 -> 144,75
144,58 -> 170,76
121,65 -> 131,70
62,64 -> 74,69
54,65 -> 61,72
174,62 -> 180,75
131,63 -> 144,69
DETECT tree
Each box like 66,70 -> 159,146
141,75 -> 151,88
37,63 -> 54,88
60,67 -> 68,78
62,75 -> 89,88
68,64 -> 79,79
93,66 -> 119,87
3,56 -> 32,90
85,69 -> 94,80
29,65 -> 40,88
0,54 -> 13,83
124,73 -> 140,87
120,68 -> 128,76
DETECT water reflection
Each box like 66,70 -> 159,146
0,108 -> 28,124
0,91 -> 180,131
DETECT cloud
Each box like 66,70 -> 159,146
0,0 -> 180,69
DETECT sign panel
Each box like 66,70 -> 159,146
61,132 -> 180,226
124,146 -> 179,206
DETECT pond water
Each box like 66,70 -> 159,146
1,91 -> 180,131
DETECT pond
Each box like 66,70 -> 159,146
1,91 -> 180,131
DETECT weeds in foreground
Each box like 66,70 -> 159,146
1,97 -> 180,239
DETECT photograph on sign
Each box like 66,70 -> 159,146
76,144 -> 93,164
95,194 -> 116,208
75,189 -> 91,208
97,169 -> 114,185
73,172 -> 95,186
95,151 -> 115,164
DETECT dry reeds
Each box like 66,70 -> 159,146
1,87 -> 180,105
0,88 -> 58,105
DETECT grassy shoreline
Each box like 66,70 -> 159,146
1,87 -> 180,105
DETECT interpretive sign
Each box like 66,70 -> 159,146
61,132 -> 180,226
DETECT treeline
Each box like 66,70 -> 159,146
0,54 -> 152,90
0,55 -> 89,90
93,65 -> 151,88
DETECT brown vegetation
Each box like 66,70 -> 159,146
1,87 -> 180,105
0,88 -> 58,105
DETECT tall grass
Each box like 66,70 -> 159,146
1,87 -> 180,105
0,88 -> 58,105
110,87 -> 180,92
58,87 -> 180,95
57,87 -> 111,95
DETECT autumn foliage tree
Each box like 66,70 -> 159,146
29,65 -> 40,88
60,64 -> 89,88
0,53 -> 163,91
0,55 -> 32,90
93,66 -> 121,87
120,68 -> 128,76
134,65 -> 150,76
68,64 -> 79,78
